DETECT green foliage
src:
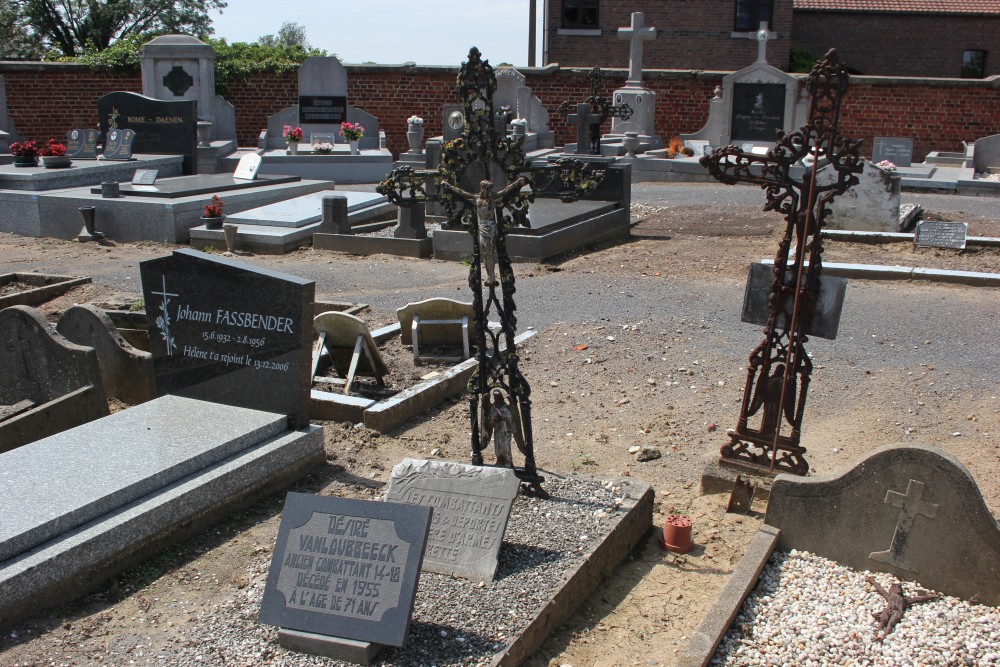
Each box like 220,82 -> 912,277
208,38 -> 327,94
789,46 -> 818,73
73,32 -> 152,71
258,21 -> 309,49
128,297 -> 145,312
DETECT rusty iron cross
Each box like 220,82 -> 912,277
378,47 -> 606,493
701,49 -> 863,475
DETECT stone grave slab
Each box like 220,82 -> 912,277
139,249 -> 314,428
765,445 -> 1000,605
89,173 -> 299,198
98,91 -> 198,174
232,153 -> 261,180
0,394 -> 287,563
385,458 -> 520,581
915,220 -> 967,249
226,191 -> 390,229
0,305 -> 108,452
259,493 -> 431,647
741,262 -> 847,339
872,136 -> 914,167
0,154 -> 183,193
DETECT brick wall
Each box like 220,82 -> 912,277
544,0 -> 794,72
2,61 -> 999,164
792,12 -> 1000,78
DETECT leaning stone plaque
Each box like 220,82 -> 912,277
139,249 -> 314,428
131,169 -> 158,185
232,153 -> 261,181
915,220 -> 967,250
872,136 -> 914,168
741,262 -> 847,339
102,128 -> 136,160
259,493 -> 431,649
386,458 -> 520,581
65,129 -> 99,159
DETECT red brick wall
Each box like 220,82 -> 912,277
2,62 -> 999,163
544,0 -> 794,72
792,12 -> 1000,78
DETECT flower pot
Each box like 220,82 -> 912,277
287,142 -> 298,156
658,514 -> 694,554
12,155 -> 38,168
406,127 -> 424,153
201,215 -> 224,230
41,155 -> 71,168
349,139 -> 360,155
623,132 -> 640,158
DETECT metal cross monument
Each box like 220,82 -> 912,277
558,67 -> 633,155
700,49 -> 863,475
378,47 -> 607,493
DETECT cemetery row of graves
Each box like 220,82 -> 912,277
2,15 -> 999,667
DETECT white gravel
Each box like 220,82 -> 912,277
711,549 -> 1000,667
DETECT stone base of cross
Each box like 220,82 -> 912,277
377,47 -> 608,494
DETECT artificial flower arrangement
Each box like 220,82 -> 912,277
510,118 -> 527,127
38,139 -> 67,156
407,115 -> 424,125
875,159 -> 897,172
312,141 -> 334,154
9,140 -> 41,157
203,194 -> 224,218
339,121 -> 365,142
496,104 -> 513,119
283,125 -> 303,143
665,136 -> 695,159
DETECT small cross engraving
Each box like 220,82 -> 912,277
869,479 -> 939,572
4,322 -> 32,378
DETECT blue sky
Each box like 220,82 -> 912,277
209,0 -> 544,67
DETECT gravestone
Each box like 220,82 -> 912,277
396,298 -> 474,347
98,91 -> 198,174
0,305 -> 109,451
741,263 -> 847,339
493,66 -> 553,148
386,458 -> 519,581
822,159 -> 902,232
102,128 -> 136,160
972,131 -> 1000,173
872,136 -> 914,167
139,249 -> 314,428
608,12 -> 662,148
765,445 -> 1000,605
915,221 -> 967,249
66,129 -> 99,159
259,493 -> 431,651
232,153 -> 261,180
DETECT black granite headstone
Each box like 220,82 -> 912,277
102,128 -> 136,160
298,95 -> 347,124
66,129 -> 99,159
872,136 -> 914,168
139,249 -> 314,428
741,262 -> 847,340
731,83 -> 786,143
97,92 -> 198,174
259,493 -> 431,647
915,221 -> 967,249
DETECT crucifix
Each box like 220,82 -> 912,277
378,47 -> 607,494
700,49 -> 863,476
558,67 -> 633,154
617,11 -> 656,86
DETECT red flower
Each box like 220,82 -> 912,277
203,195 -> 224,218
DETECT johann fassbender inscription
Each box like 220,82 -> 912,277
259,493 -> 431,647
386,458 -> 520,581
139,249 -> 314,428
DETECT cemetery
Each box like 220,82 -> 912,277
0,22 -> 999,667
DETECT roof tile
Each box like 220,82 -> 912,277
794,0 -> 1000,14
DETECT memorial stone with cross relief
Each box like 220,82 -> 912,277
377,47 -> 607,494
558,68 -> 633,155
609,12 -> 661,148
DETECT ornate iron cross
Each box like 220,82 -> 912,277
700,49 -> 863,475
558,67 -> 633,154
378,47 -> 606,492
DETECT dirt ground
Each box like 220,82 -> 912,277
1,201 -> 998,667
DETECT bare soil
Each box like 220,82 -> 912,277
1,204 -> 998,667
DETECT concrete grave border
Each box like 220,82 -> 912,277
0,272 -> 91,309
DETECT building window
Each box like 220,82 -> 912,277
962,50 -> 986,78
734,0 -> 773,32
562,0 -> 599,28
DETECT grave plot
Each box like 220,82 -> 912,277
0,272 -> 90,309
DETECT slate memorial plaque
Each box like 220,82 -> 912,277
139,249 -> 314,427
66,129 -> 99,159
102,128 -> 136,160
915,221 -> 967,249
299,95 -> 347,124
232,153 -> 261,181
259,493 -> 431,646
97,91 -> 198,174
386,458 -> 519,581
131,169 -> 158,185
741,262 -> 847,340
872,136 -> 914,168
731,83 -> 785,143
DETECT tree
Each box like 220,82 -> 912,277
17,0 -> 228,57
257,21 -> 308,49
0,0 -> 43,59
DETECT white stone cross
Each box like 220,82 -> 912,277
617,12 -> 657,85
869,478 -> 939,572
755,21 -> 770,64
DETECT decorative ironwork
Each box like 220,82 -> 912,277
700,49 -> 863,476
377,47 -> 607,494
558,67 -> 633,154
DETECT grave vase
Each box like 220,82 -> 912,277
41,155 -> 72,169
201,214 -> 224,230
622,132 -> 640,158
349,139 -> 360,155
658,514 -> 694,554
13,155 -> 38,168
223,223 -> 238,253
406,125 -> 424,153
287,141 -> 298,156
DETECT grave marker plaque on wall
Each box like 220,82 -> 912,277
299,96 -> 347,124
731,83 -> 785,143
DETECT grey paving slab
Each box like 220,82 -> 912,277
0,395 -> 287,562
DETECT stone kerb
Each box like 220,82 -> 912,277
765,444 -> 1000,605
